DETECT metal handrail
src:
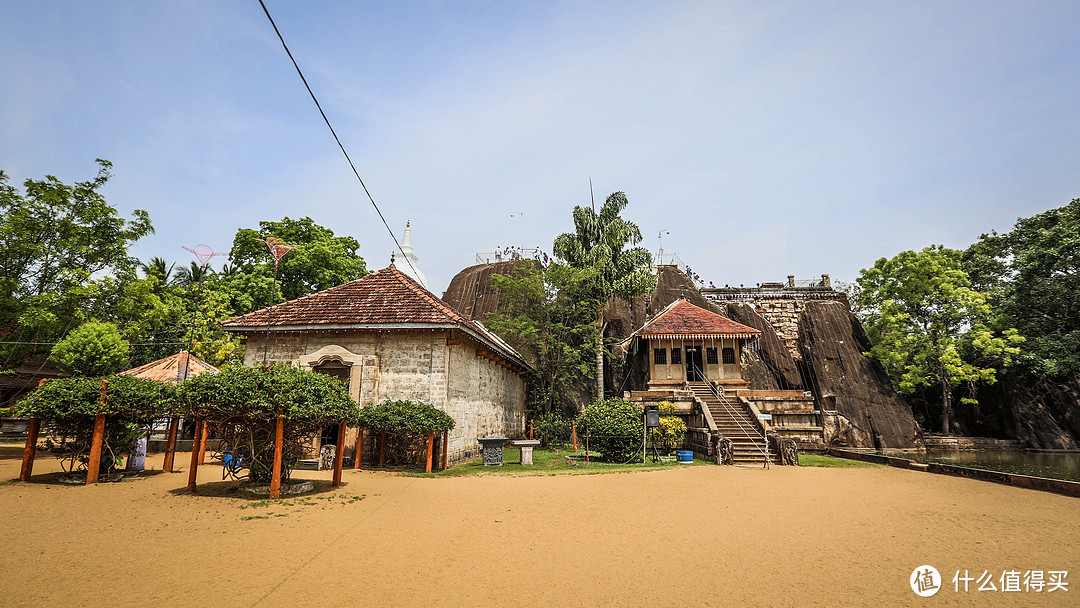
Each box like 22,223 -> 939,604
689,365 -> 769,466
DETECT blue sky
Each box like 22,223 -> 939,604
2,1 -> 1078,294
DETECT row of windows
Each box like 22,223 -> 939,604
654,347 -> 735,365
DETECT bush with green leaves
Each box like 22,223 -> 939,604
530,410 -> 573,447
50,321 -> 130,376
355,399 -> 455,433
178,365 -> 357,483
354,400 -> 455,467
16,374 -> 178,473
649,401 -> 687,453
578,398 -> 644,462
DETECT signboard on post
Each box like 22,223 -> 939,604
757,413 -> 772,421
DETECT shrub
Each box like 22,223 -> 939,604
50,321 -> 130,376
578,398 -> 643,462
355,399 -> 455,433
178,365 -> 357,482
530,411 -> 572,446
16,374 -> 178,473
649,401 -> 687,453
354,400 -> 455,468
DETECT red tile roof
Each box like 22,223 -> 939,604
221,266 -> 530,372
630,299 -> 761,342
119,351 -> 218,385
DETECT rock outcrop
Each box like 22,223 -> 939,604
719,302 -> 803,391
797,300 -> 923,449
970,372 -> 1080,450
441,260 -> 532,321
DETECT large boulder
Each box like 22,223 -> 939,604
797,300 -> 924,449
967,372 -> 1080,449
441,260 -> 533,321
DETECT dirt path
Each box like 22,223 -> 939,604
1,446 -> 1076,607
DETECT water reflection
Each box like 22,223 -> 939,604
882,450 -> 1080,482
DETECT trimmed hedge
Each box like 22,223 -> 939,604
578,398 -> 644,462
355,399 -> 455,434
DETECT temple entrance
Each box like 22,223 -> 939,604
313,358 -> 351,447
685,346 -> 704,381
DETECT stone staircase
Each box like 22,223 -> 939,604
689,382 -> 770,466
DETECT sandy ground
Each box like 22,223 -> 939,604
1,445 -> 1077,608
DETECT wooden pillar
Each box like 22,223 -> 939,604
441,429 -> 448,471
162,417 -> 179,472
332,421 -> 346,487
530,420 -> 534,440
269,414 -> 283,499
378,431 -> 386,466
353,427 -> 364,470
86,413 -> 106,484
572,420 -> 579,453
187,416 -> 204,493
425,430 -> 434,473
19,418 -> 42,482
198,421 -> 209,464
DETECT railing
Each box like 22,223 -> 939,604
690,365 -> 769,468
476,247 -> 551,266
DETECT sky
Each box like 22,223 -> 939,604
2,0 -> 1078,295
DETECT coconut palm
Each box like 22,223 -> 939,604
140,256 -> 175,286
553,191 -> 655,399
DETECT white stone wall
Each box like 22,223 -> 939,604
245,328 -> 527,463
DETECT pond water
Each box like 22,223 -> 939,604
882,450 -> 1080,482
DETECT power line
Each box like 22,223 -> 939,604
256,0 -> 420,282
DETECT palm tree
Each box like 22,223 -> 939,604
140,256 -> 175,286
174,261 -> 209,287
553,191 -> 655,399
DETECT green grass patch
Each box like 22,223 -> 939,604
407,446 -> 708,478
799,454 -> 883,468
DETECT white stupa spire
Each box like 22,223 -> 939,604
395,220 -> 428,289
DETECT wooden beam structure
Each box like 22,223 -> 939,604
441,429 -> 448,471
86,413 -> 106,484
332,421 -> 346,487
198,422 -> 209,464
425,430 -> 434,473
269,414 -> 283,499
19,418 -> 41,482
187,416 -> 204,493
162,417 -> 179,472
353,427 -> 364,470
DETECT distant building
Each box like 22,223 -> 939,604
392,221 -> 428,290
221,265 -> 530,463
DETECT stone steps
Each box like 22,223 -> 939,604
689,382 -> 770,465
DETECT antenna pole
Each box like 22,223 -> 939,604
589,177 -> 595,213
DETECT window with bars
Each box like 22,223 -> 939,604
654,348 -> 667,364
671,347 -> 682,364
722,347 -> 736,364
705,347 -> 718,364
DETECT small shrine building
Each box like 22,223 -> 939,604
626,299 -> 761,391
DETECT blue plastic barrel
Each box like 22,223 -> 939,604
675,450 -> 693,463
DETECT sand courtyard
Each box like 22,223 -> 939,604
2,445 -> 1076,607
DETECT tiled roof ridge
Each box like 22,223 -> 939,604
634,298 -> 761,338
386,265 -> 472,325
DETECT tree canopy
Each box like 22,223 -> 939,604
857,245 -> 1023,432
228,216 -> 368,304
552,191 -> 655,399
50,321 -> 130,376
0,160 -> 153,367
487,262 -> 602,415
963,199 -> 1080,378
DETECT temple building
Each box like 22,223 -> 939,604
221,265 -> 530,464
626,299 -> 761,391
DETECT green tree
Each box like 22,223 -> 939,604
228,216 -> 368,304
963,199 -> 1080,378
553,192 -> 655,398
0,160 -> 153,367
487,262 -> 602,414
50,321 -> 131,376
857,246 -> 1023,433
